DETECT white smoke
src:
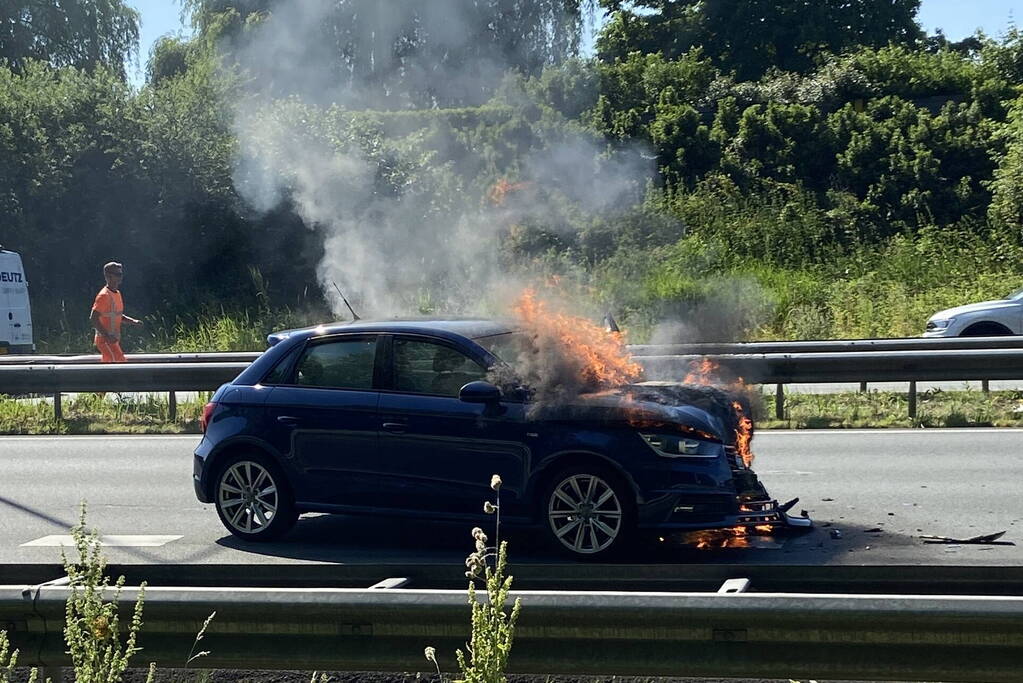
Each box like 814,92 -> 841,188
224,0 -> 657,319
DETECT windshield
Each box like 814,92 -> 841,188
473,332 -> 531,364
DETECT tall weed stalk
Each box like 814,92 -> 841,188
62,505 -> 154,683
426,474 -> 521,683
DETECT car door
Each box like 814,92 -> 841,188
264,334 -> 382,508
376,334 -> 529,517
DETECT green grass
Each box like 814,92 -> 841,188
0,393 -> 210,435
756,388 -> 1023,429
2,388 -> 1021,435
34,307 -> 327,355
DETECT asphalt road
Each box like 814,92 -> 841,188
0,431 -> 1020,567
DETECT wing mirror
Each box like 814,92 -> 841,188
459,380 -> 502,403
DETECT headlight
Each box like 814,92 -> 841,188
640,433 -> 717,458
925,318 -> 954,331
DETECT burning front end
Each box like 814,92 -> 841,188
553,383 -> 812,540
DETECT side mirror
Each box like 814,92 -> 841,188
459,380 -> 502,403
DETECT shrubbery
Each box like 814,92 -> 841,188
4,3 -> 1023,346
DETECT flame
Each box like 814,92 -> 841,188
513,289 -> 642,388
680,356 -> 757,467
732,400 -> 754,467
683,357 -> 719,385
487,178 -> 529,206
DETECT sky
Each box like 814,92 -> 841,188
125,0 -> 1020,86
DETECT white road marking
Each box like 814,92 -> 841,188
21,535 -> 182,547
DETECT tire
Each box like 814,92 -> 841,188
214,452 -> 297,541
540,464 -> 636,560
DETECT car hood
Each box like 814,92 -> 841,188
530,382 -> 740,443
929,300 -> 1021,320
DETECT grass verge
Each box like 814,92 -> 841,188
756,388 -> 1023,429
0,393 -> 209,435
2,388 -> 1023,434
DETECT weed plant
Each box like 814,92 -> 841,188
426,475 -> 521,683
0,630 -> 40,683
62,505 -> 153,683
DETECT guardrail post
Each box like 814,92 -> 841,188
775,384 -> 784,420
908,381 -> 917,419
39,667 -> 64,683
168,391 -> 177,422
859,381 -> 867,393
982,379 -> 990,394
53,392 -> 62,421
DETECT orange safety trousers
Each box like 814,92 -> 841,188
96,337 -> 126,363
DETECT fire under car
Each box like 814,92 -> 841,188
193,319 -> 811,560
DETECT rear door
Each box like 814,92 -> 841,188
376,334 -> 529,517
0,252 -> 31,352
263,334 -> 382,508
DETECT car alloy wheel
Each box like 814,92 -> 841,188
547,473 -> 624,555
214,455 -> 296,540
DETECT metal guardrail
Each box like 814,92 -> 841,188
629,334 -> 1023,356
2,581 -> 1021,681
3,345 -> 1023,420
3,335 -> 1020,365
0,362 -> 246,420
0,352 -> 260,364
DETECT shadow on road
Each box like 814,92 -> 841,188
214,512 -> 920,566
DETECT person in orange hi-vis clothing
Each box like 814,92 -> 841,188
90,262 -> 142,362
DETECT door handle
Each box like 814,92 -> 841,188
276,415 -> 301,426
381,422 -> 407,433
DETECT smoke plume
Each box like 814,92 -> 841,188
222,0 -> 654,319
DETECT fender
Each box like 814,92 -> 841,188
200,435 -> 290,500
528,447 -> 644,508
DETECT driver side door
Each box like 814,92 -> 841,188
376,335 -> 529,518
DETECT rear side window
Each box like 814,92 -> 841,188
393,338 -> 486,396
296,338 -> 377,389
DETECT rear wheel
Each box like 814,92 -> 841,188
541,465 -> 635,560
214,452 -> 297,541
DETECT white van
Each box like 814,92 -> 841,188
0,247 -> 34,353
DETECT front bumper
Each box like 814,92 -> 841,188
642,494 -> 812,531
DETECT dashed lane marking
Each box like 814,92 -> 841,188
21,534 -> 182,547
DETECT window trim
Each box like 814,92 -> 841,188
381,333 -> 490,398
264,333 -> 383,392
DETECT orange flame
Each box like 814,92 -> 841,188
682,356 -> 756,467
513,290 -> 642,388
683,357 -> 719,385
487,178 -> 529,206
732,400 -> 754,467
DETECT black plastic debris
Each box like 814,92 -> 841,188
920,530 -> 1014,545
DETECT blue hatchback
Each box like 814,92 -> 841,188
194,319 -> 804,559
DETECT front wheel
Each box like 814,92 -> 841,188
541,466 -> 635,560
214,453 -> 297,541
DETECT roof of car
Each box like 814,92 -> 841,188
269,318 -> 516,344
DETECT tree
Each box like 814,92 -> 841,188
0,0 -> 139,78
182,0 -> 598,107
597,0 -> 923,81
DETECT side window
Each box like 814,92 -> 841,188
393,338 -> 486,396
262,346 -> 300,385
296,338 -> 377,389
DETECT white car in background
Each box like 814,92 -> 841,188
924,288 -> 1023,337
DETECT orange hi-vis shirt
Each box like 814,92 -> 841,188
92,286 -> 124,341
